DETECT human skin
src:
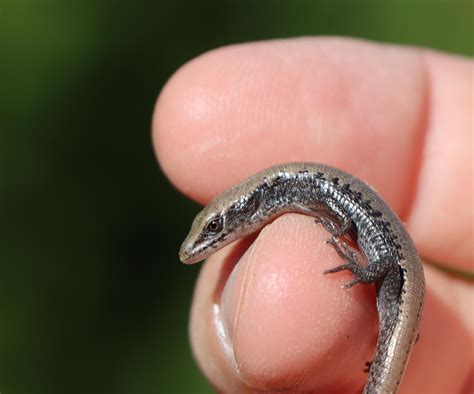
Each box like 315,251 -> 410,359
153,38 -> 473,393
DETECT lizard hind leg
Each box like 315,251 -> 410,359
324,236 -> 391,289
324,236 -> 372,289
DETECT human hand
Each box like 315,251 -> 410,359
153,38 -> 472,393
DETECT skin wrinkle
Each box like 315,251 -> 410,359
230,217 -> 294,389
390,49 -> 430,223
403,49 -> 434,248
408,51 -> 473,268
229,220 -> 292,387
229,226 -> 259,377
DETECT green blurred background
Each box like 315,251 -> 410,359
0,1 -> 471,393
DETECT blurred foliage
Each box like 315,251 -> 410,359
0,1 -> 471,393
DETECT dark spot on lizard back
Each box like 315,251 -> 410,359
372,210 -> 383,217
343,183 -> 352,191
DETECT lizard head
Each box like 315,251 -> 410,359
179,185 -> 262,264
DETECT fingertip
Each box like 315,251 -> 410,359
153,37 -> 426,207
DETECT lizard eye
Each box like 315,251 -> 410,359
206,217 -> 223,233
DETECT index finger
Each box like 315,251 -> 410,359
154,37 -> 472,269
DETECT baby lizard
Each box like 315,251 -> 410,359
179,162 -> 425,394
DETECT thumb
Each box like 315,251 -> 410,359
189,214 -> 377,392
